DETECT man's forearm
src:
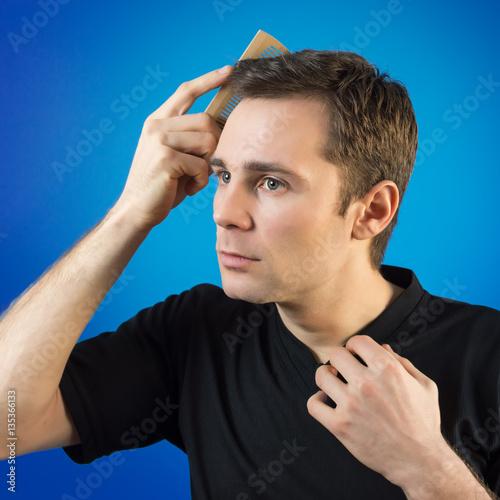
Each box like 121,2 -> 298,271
399,438 -> 498,500
0,203 -> 150,434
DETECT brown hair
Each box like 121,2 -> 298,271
226,49 -> 418,269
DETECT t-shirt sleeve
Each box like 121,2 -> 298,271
59,285 -> 204,464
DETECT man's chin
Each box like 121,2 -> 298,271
220,276 -> 273,304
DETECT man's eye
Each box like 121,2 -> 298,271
215,171 -> 231,184
263,178 -> 285,191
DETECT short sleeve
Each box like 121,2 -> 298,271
59,286 -> 202,464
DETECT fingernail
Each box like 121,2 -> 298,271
218,65 -> 231,75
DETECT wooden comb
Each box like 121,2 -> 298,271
205,30 -> 290,129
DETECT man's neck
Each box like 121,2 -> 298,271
275,264 -> 405,364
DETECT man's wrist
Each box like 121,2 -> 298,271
107,197 -> 155,236
395,438 -> 493,500
397,439 -> 457,499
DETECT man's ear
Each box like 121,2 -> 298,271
351,181 -> 399,240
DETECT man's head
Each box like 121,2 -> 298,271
226,49 -> 417,267
210,49 -> 418,303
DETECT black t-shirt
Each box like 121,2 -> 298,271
59,265 -> 500,498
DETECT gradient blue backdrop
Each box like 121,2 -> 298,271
1,0 -> 499,498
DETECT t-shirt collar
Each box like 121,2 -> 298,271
272,265 -> 426,395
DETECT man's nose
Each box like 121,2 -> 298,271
213,182 -> 253,230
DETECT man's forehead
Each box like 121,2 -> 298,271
215,98 -> 329,169
222,96 -> 322,128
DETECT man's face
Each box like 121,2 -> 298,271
211,98 -> 356,304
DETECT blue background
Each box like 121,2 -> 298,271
1,0 -> 499,498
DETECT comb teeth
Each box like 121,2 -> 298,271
222,97 -> 241,112
217,95 -> 242,127
260,46 -> 284,58
205,30 -> 290,129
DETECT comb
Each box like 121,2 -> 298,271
205,30 -> 290,129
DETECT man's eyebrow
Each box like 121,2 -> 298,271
208,156 -> 307,181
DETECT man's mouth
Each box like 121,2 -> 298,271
218,250 -> 260,268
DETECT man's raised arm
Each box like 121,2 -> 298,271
0,65 -> 233,459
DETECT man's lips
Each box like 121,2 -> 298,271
218,250 -> 260,268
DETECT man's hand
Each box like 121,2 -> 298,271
113,65 -> 233,232
307,335 -> 444,487
307,335 -> 498,499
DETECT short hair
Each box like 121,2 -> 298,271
226,49 -> 418,269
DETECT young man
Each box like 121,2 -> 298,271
1,50 -> 499,499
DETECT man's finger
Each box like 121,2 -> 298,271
157,113 -> 223,140
328,346 -> 366,384
145,131 -> 217,160
307,390 -> 336,431
315,365 -> 347,406
149,66 -> 233,120
344,335 -> 397,373
382,344 -> 427,382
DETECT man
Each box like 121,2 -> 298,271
1,49 -> 499,499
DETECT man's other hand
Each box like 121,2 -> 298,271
307,335 -> 445,488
